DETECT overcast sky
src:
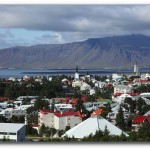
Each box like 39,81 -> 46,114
1,5 -> 150,48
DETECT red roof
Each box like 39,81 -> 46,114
40,109 -> 55,114
54,109 -> 80,118
0,97 -> 10,101
32,123 -> 38,127
132,115 -> 146,123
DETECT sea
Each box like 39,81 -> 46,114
0,67 -> 150,79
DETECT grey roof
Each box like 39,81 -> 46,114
0,123 -> 25,133
62,116 -> 129,139
144,110 -> 150,116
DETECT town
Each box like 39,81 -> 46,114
0,64 -> 150,142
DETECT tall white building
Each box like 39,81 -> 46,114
134,63 -> 138,75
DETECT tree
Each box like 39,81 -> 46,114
136,98 -> 144,115
115,107 -> 125,129
26,124 -> 38,136
34,98 -> 50,111
103,125 -> 110,136
39,124 -> 46,136
58,130 -> 64,137
65,125 -> 71,132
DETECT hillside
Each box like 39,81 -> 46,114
0,34 -> 150,69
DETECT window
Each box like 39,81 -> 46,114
9,133 -> 16,135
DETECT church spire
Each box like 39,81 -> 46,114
76,65 -> 78,73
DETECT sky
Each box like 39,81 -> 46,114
1,5 -> 150,48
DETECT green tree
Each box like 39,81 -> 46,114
26,124 -> 38,136
65,125 -> 71,132
115,107 -> 125,129
136,98 -> 144,115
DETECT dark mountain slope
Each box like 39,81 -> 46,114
0,34 -> 150,69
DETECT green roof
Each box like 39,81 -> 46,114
96,99 -> 113,104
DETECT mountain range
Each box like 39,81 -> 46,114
0,34 -> 150,69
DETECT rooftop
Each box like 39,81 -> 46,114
0,123 -> 25,133
132,115 -> 146,123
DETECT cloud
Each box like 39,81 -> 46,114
35,33 -> 64,44
1,5 -> 150,48
0,5 -> 150,34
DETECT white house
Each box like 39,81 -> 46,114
112,93 -> 133,104
112,73 -> 123,81
90,89 -> 95,95
38,109 -> 82,131
0,102 -> 8,109
107,104 -> 130,123
0,123 -> 25,142
114,85 -> 132,93
38,109 -> 54,129
72,80 -> 82,88
16,96 -> 38,101
54,104 -> 73,112
53,111 -> 81,130
80,82 -> 91,91
62,116 -> 129,139
0,108 -> 26,119
17,104 -> 32,110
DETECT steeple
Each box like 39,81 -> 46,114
134,62 -> 138,76
75,65 -> 79,79
76,65 -> 78,73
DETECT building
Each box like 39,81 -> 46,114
54,104 -> 73,112
0,123 -> 25,142
75,65 -> 79,80
16,96 -> 38,101
38,109 -> 82,131
132,115 -> 150,131
62,116 -> 129,139
114,85 -> 132,94
0,108 -> 26,119
80,82 -> 91,91
134,63 -> 138,75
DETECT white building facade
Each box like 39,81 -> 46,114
0,123 -> 25,142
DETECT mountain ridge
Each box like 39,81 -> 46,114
0,34 -> 150,69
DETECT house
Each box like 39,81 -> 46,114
132,115 -> 150,131
0,97 -> 10,102
107,104 -> 130,124
95,81 -> 106,88
53,110 -> 82,130
132,115 -> 146,131
114,85 -> 132,94
0,123 -> 25,142
62,116 -> 129,139
80,82 -> 91,91
90,89 -> 95,95
16,96 -> 38,101
72,80 -> 82,88
38,109 -> 54,128
0,108 -> 26,119
17,105 -> 32,110
38,109 -> 82,131
54,104 -> 73,112
0,102 -> 8,109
